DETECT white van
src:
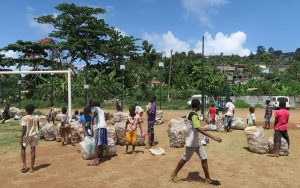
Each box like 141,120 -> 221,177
271,96 -> 290,110
187,95 -> 209,107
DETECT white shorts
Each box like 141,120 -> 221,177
22,136 -> 38,147
182,146 -> 207,161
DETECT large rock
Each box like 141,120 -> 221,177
155,110 -> 164,125
168,117 -> 188,148
245,126 -> 269,154
268,136 -> 289,156
232,117 -> 247,130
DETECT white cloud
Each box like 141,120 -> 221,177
0,50 -> 18,58
26,6 -> 53,34
194,31 -> 251,56
114,27 -> 127,36
143,31 -> 251,57
182,0 -> 227,27
144,31 -> 190,57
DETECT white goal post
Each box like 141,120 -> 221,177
0,70 -> 72,119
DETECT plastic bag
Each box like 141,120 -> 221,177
203,124 -> 217,131
149,148 -> 165,156
80,136 -> 95,160
115,121 -> 145,146
245,126 -> 269,154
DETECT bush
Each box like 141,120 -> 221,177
235,99 -> 250,108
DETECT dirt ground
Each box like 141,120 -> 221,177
1,108 -> 300,188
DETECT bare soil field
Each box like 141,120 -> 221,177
1,108 -> 300,188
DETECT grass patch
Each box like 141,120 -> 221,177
235,99 -> 250,108
0,120 -> 22,153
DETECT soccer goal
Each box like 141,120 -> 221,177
0,70 -> 72,119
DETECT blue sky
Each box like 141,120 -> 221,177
1,0 -> 300,58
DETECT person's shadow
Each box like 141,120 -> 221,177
34,164 -> 51,172
182,171 -> 221,186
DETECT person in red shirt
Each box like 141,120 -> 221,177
208,103 -> 217,124
268,101 -> 290,157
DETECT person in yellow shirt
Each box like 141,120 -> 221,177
124,105 -> 143,154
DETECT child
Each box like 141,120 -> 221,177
208,103 -> 217,124
264,100 -> 273,129
60,107 -> 73,146
135,101 -> 144,119
224,99 -> 235,132
1,103 -> 10,124
268,101 -> 290,157
170,99 -> 222,185
125,105 -> 143,154
88,101 -> 108,166
46,103 -> 55,124
145,96 -> 156,149
79,107 -> 92,137
20,104 -> 40,173
247,107 -> 257,126
72,110 -> 80,121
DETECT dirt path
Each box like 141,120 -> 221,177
1,109 -> 300,188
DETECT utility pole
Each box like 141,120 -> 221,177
167,50 -> 173,101
201,36 -> 205,115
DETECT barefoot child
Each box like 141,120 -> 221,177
20,104 -> 40,173
88,101 -> 107,166
170,99 -> 222,185
60,107 -> 73,145
145,96 -> 156,148
247,107 -> 257,126
208,103 -> 217,124
264,100 -> 273,129
268,101 -> 290,157
124,105 -> 143,154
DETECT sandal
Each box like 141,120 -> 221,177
21,167 -> 28,173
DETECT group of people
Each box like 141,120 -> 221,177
18,95 -> 290,186
19,95 -> 159,171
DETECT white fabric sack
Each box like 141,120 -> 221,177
203,124 -> 217,131
80,136 -> 95,160
268,136 -> 289,156
41,123 -> 58,141
111,112 -> 129,125
155,110 -> 164,125
103,138 -> 117,157
232,117 -> 247,130
168,118 -> 188,148
245,126 -> 269,154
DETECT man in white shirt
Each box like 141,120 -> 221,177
224,99 -> 235,132
88,101 -> 107,166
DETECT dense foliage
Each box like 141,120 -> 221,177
1,3 -> 300,107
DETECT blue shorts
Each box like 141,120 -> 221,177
264,117 -> 270,123
94,128 -> 108,146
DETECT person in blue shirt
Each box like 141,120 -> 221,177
79,107 -> 92,137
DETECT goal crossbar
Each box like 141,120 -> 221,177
0,70 -> 72,120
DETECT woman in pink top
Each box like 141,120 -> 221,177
268,101 -> 290,157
